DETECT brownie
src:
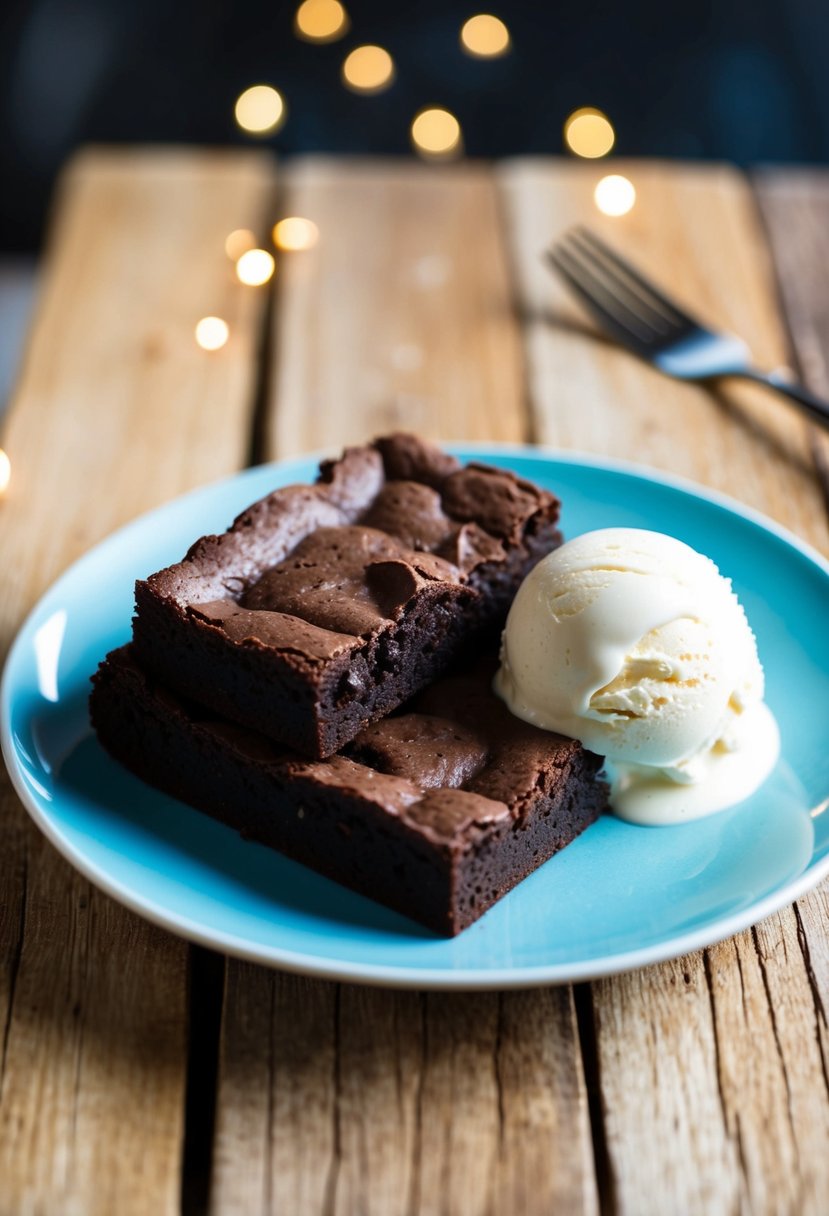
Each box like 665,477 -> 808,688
132,434 -> 561,759
90,646 -> 608,936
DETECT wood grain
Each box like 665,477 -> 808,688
591,954 -> 739,1214
212,975 -> 598,1216
755,170 -> 829,509
753,171 -> 829,1203
211,159 -> 597,1216
267,157 -> 527,456
500,158 -> 829,1215
0,148 -> 274,1214
210,969 -> 338,1215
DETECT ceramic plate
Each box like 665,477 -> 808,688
3,447 -> 828,989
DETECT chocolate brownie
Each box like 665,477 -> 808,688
90,647 -> 608,936
132,434 -> 561,758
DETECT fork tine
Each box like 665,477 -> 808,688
560,233 -> 677,337
565,231 -> 680,335
546,246 -> 656,351
573,226 -> 698,328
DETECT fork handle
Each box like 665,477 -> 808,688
740,368 -> 829,431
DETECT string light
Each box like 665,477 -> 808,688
411,108 -> 462,159
225,228 -> 257,260
460,14 -> 510,57
0,448 -> 10,495
195,318 -> 230,351
234,85 -> 286,135
236,249 -> 275,285
564,108 -> 615,158
273,217 -> 320,251
295,0 -> 348,42
342,45 -> 395,94
594,174 -> 636,216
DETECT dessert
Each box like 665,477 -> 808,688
90,646 -> 608,935
132,434 -> 561,759
496,528 -> 779,824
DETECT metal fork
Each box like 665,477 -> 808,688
547,227 -> 829,431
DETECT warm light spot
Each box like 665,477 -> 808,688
236,248 -> 276,285
273,217 -> 320,251
295,0 -> 348,42
234,85 -> 286,135
411,107 -> 462,159
0,448 -> 10,495
389,344 -> 423,372
342,45 -> 395,93
195,317 -> 229,351
410,253 -> 452,289
594,174 -> 636,216
564,107 -> 615,158
225,228 -> 257,260
460,14 -> 510,57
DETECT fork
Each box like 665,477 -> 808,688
547,227 -> 829,431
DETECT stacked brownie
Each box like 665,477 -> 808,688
91,434 -> 608,934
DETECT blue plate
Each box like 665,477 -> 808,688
3,447 -> 828,989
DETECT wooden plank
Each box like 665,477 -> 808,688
591,954 -> 738,1213
791,882 -> 829,1107
754,172 -> 829,521
213,976 -> 597,1216
268,157 -> 527,456
714,914 -> 829,1210
416,989 -> 597,1216
499,158 -> 829,1214
0,147 -> 274,1214
594,929 -> 829,1215
211,159 -> 598,1216
754,169 -> 829,1186
210,969 -> 338,1215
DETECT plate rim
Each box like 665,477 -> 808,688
3,444 -> 829,990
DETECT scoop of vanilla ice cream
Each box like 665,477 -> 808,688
495,528 -> 776,823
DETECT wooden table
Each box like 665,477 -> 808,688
1,150 -> 828,1216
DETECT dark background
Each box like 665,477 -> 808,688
2,0 -> 828,253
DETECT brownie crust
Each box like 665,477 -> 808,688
132,434 -> 561,758
90,647 -> 608,936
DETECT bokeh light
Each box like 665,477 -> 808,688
295,0 -> 349,42
564,108 -> 615,158
273,217 -> 320,251
411,108 -> 462,159
236,249 -> 276,285
195,317 -> 229,351
225,228 -> 257,260
0,448 -> 11,495
234,86 -> 286,135
342,45 -> 395,94
594,174 -> 636,216
460,14 -> 510,58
